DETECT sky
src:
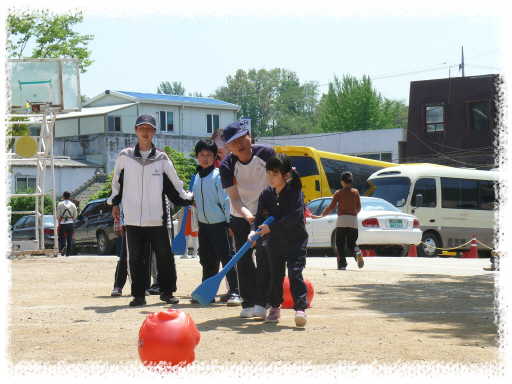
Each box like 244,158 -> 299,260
72,8 -> 502,103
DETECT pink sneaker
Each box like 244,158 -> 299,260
265,307 -> 281,323
295,310 -> 307,327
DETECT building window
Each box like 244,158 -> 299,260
426,105 -> 444,132
107,116 -> 121,132
207,114 -> 219,134
159,111 -> 174,132
470,102 -> 491,130
16,176 -> 36,191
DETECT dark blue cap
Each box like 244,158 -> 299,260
223,121 -> 249,144
135,114 -> 157,129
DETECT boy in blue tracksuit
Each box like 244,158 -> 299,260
191,139 -> 242,306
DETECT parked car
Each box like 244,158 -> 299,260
306,196 -> 422,256
73,198 -> 117,255
10,214 -> 56,249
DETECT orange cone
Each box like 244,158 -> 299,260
368,249 -> 375,257
462,251 -> 470,258
468,235 -> 478,258
361,249 -> 367,257
407,245 -> 418,257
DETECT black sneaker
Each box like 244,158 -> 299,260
129,297 -> 147,306
160,292 -> 179,304
147,284 -> 160,295
219,291 -> 231,303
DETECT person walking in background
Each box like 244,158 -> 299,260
56,191 -> 77,257
319,171 -> 364,270
249,153 -> 309,326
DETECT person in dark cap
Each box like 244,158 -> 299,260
219,121 -> 276,319
319,171 -> 364,270
107,114 -> 194,306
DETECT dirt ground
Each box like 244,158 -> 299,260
6,254 -> 501,371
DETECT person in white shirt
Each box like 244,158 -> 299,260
56,191 -> 77,257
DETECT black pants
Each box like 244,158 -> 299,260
336,227 -> 360,268
58,222 -> 73,256
126,225 -> 177,298
230,216 -> 270,309
113,229 -> 128,290
268,251 -> 308,310
197,221 -> 239,293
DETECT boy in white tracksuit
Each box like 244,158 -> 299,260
108,114 -> 194,307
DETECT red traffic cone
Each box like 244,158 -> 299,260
368,249 -> 375,257
468,235 -> 478,258
361,249 -> 367,257
462,251 -> 470,258
407,245 -> 418,257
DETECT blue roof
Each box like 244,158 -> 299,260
114,91 -> 238,107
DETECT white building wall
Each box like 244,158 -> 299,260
55,119 -> 78,138
10,166 -> 103,196
88,95 -> 132,107
105,104 -> 138,134
258,128 -> 407,163
80,116 -> 104,135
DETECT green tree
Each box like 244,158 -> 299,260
8,188 -> 53,226
87,171 -> 114,202
6,117 -> 31,151
157,81 -> 186,95
318,74 -> 404,133
7,9 -> 94,73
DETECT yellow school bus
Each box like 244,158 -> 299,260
273,146 -> 398,203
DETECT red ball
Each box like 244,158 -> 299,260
282,276 -> 314,309
138,308 -> 200,368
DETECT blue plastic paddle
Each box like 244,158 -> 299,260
171,174 -> 196,255
191,216 -> 275,306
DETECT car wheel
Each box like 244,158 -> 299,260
97,231 -> 111,255
418,232 -> 440,257
372,248 -> 387,257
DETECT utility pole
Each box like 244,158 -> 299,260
459,46 -> 465,77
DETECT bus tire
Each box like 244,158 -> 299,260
418,232 -> 440,258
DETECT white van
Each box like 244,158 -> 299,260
362,164 -> 498,257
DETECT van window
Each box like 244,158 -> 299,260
441,178 -> 478,209
361,177 -> 411,207
320,157 -> 383,193
479,180 -> 497,210
288,156 -> 319,178
412,178 -> 436,207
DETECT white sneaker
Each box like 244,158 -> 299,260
191,253 -> 198,258
240,307 -> 254,318
252,305 -> 267,319
180,254 -> 189,259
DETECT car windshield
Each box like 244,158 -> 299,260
361,199 -> 400,212
361,177 -> 411,207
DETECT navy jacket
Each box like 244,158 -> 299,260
251,183 -> 308,255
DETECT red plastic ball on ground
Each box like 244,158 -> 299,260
138,308 -> 200,368
282,276 -> 314,309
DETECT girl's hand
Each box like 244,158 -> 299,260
248,231 -> 257,248
258,224 -> 270,237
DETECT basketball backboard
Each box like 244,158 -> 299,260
7,58 -> 82,113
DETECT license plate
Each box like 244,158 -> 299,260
389,219 -> 403,228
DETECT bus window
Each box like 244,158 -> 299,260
411,178 -> 437,207
479,180 -> 497,210
319,157 -> 382,192
441,178 -> 478,209
288,156 -> 319,177
361,177 -> 411,207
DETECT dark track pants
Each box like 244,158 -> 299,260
197,221 -> 239,293
126,225 -> 177,298
268,251 -> 308,310
230,216 -> 270,309
58,223 -> 73,256
336,226 -> 360,268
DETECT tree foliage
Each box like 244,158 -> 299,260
87,171 -> 114,202
8,188 -> 53,226
211,68 -> 320,138
157,81 -> 186,95
6,117 -> 31,151
317,74 -> 405,133
7,9 -> 94,73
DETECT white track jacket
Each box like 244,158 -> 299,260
107,143 -> 193,227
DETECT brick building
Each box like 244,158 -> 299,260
405,74 -> 500,169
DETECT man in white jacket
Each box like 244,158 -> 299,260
108,114 -> 194,307
56,191 -> 77,257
